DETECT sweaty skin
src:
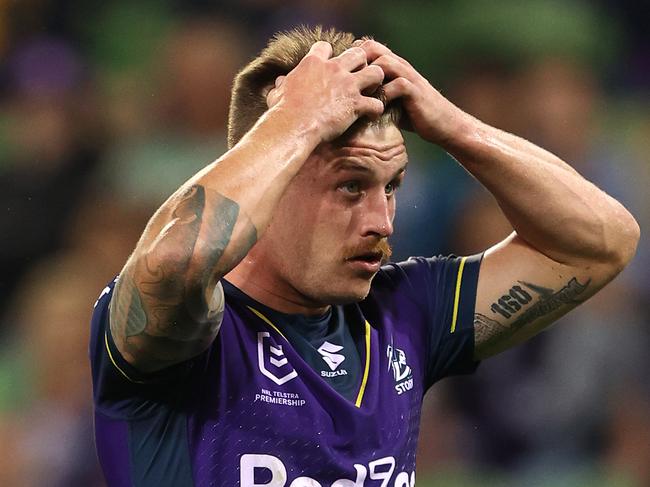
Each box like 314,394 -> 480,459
110,38 -> 639,374
109,41 -> 387,373
359,39 -> 639,358
226,124 -> 408,314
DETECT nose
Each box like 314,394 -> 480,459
360,190 -> 394,238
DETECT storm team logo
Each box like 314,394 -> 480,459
386,345 -> 413,395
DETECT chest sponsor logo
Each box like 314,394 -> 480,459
241,453 -> 415,486
317,341 -> 348,377
386,345 -> 413,395
257,332 -> 298,385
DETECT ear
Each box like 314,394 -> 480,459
265,76 -> 286,108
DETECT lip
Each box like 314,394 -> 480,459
346,257 -> 382,274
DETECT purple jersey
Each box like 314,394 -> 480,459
90,255 -> 481,486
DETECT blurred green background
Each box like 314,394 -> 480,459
0,0 -> 648,485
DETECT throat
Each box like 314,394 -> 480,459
223,269 -> 330,316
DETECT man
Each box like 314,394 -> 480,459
90,26 -> 639,486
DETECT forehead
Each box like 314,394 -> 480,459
314,124 -> 407,175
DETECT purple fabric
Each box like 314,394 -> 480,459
90,256 -> 480,486
94,412 -> 132,487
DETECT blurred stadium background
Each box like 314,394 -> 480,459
0,0 -> 648,485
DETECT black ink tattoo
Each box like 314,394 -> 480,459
199,192 -> 240,283
125,283 -> 146,337
474,312 -> 508,347
109,184 -> 258,370
490,284 -> 533,318
476,277 -> 590,356
516,278 -> 589,324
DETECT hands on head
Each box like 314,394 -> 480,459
266,39 -> 461,146
265,40 -> 385,143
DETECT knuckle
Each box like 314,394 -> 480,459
396,77 -> 409,89
301,55 -> 316,67
370,65 -> 385,77
383,54 -> 400,67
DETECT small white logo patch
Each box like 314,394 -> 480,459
317,341 -> 346,371
257,332 -> 297,385
387,345 -> 414,395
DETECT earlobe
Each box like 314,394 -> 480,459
265,76 -> 286,108
265,86 -> 277,108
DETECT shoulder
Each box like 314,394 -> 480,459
371,254 -> 482,296
364,254 -> 483,336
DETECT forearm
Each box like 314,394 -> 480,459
166,106 -> 319,277
109,107 -> 320,371
129,106 -> 320,307
109,41 -> 387,372
441,110 -> 639,268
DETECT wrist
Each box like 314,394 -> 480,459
267,103 -> 324,150
426,99 -> 477,147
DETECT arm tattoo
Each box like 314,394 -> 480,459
125,284 -> 146,337
490,284 -> 532,318
475,277 -> 590,355
110,184 -> 257,368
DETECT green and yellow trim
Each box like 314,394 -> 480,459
104,331 -> 145,384
354,320 -> 371,408
248,306 -> 372,409
450,256 -> 468,333
247,306 -> 288,340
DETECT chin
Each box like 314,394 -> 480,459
296,267 -> 377,306
317,279 -> 374,305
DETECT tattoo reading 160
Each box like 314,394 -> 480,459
475,277 -> 590,354
490,285 -> 533,318
490,278 -> 589,320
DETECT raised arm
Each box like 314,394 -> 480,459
361,40 -> 640,360
110,42 -> 385,373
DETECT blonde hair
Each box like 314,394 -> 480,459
227,25 -> 401,148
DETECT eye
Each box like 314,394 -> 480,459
385,178 -> 402,196
340,181 -> 361,195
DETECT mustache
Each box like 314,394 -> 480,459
344,239 -> 393,263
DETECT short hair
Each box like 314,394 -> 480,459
227,25 -> 401,149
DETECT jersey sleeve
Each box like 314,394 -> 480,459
380,254 -> 483,388
89,278 -> 201,420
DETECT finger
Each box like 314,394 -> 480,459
371,54 -> 409,80
274,75 -> 286,88
361,40 -> 410,67
358,40 -> 392,62
382,77 -> 414,102
306,41 -> 333,60
355,96 -> 385,120
333,46 -> 368,72
354,64 -> 384,91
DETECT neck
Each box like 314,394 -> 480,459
225,259 -> 330,316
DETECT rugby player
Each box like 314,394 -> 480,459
90,26 -> 639,486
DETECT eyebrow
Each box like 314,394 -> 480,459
333,160 -> 408,179
392,165 -> 408,179
333,160 -> 372,173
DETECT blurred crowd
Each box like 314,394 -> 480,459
0,1 -> 648,486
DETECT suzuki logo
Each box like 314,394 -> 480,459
317,341 -> 346,371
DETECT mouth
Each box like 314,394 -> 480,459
346,252 -> 383,274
